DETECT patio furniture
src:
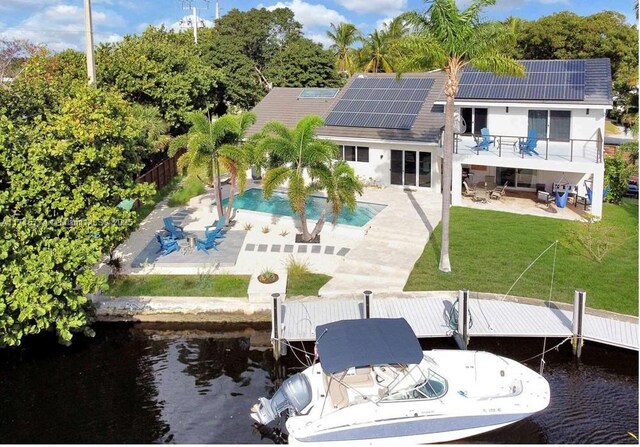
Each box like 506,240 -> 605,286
205,216 -> 226,239
196,232 -> 219,253
584,181 -> 610,204
474,128 -> 495,151
472,187 -> 489,203
537,191 -> 555,207
484,175 -> 496,189
518,129 -> 539,156
163,217 -> 186,239
462,180 -> 476,197
155,233 -> 179,256
490,181 -> 508,200
555,184 -> 571,208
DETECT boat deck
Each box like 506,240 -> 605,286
277,293 -> 638,351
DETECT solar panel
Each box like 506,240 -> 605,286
324,77 -> 434,129
298,88 -> 339,99
457,60 -> 586,101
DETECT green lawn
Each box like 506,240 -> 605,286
108,274 -> 251,297
287,273 -> 332,297
107,272 -> 332,298
405,200 -> 638,315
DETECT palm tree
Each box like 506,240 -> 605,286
258,115 -> 363,242
169,112 -> 255,220
326,22 -> 361,76
397,0 -> 524,272
359,17 -> 410,73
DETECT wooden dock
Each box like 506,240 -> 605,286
275,293 -> 638,352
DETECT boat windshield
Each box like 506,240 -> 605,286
383,369 -> 448,401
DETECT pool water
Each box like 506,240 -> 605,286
223,188 -> 386,227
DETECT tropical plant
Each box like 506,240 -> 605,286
357,17 -> 410,74
605,149 -> 634,204
326,22 -> 361,75
169,111 -> 256,221
258,115 -> 363,242
396,0 -> 524,272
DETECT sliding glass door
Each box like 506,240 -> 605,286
390,150 -> 431,187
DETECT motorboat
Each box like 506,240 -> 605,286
251,318 -> 550,445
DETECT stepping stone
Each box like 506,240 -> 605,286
324,246 -> 335,255
257,244 -> 268,252
336,247 -> 350,256
284,245 -> 294,253
271,244 -> 281,252
311,245 -> 321,254
297,245 -> 307,253
245,244 -> 255,251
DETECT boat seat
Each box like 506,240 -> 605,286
325,368 -> 374,410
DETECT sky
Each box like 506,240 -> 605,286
0,0 -> 636,52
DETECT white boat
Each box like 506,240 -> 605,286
251,318 -> 550,445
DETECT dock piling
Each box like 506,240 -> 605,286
272,293 -> 282,360
572,289 -> 586,358
453,289 -> 470,350
363,290 -> 372,319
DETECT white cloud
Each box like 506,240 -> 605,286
265,0 -> 347,29
0,4 -> 126,52
307,32 -> 332,47
375,16 -> 396,30
332,0 -> 406,15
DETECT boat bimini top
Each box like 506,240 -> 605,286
315,318 -> 423,374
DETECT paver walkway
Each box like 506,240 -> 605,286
319,188 -> 443,298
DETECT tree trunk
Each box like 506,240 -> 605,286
299,209 -> 312,241
213,155 -> 224,219
224,174 -> 237,223
439,63 -> 461,273
309,205 -> 329,239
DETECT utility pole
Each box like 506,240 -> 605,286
192,6 -> 198,44
83,0 -> 97,85
215,0 -> 220,21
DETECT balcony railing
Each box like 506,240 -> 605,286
451,128 -> 604,164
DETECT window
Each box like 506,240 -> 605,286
528,110 -> 571,141
343,145 -> 356,161
340,145 -> 369,162
356,146 -> 369,162
383,370 -> 448,401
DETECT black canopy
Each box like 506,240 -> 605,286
315,318 -> 423,374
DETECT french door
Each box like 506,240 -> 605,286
391,150 -> 431,187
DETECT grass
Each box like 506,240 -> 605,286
287,273 -> 332,297
605,120 -> 621,135
135,175 -> 182,224
405,199 -> 638,315
108,274 -> 251,297
168,176 -> 206,207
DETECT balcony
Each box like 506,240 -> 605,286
452,130 -> 604,165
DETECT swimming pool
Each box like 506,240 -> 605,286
223,188 -> 386,227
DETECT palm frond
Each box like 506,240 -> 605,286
262,166 -> 290,198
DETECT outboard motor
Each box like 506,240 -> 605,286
251,373 -> 312,425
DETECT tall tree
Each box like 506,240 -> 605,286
0,71 -> 153,346
169,112 -> 255,221
258,116 -> 363,242
97,26 -> 223,133
359,29 -> 396,73
326,22 -> 361,75
397,0 -> 524,272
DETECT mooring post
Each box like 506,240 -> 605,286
363,290 -> 372,319
457,289 -> 470,349
572,289 -> 586,358
272,293 -> 282,360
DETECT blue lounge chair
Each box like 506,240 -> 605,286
518,129 -> 539,156
475,128 -> 495,151
196,232 -> 219,253
555,184 -> 571,208
155,233 -> 179,256
205,216 -> 226,239
163,217 -> 185,239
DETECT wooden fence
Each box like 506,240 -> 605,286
136,149 -> 185,190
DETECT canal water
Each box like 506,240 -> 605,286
0,323 -> 637,444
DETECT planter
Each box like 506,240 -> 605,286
295,234 -> 320,243
258,273 -> 279,284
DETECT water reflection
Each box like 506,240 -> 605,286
0,324 -> 636,444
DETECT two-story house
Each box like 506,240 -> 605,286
247,59 -> 611,218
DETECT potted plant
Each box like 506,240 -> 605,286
258,268 -> 279,284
